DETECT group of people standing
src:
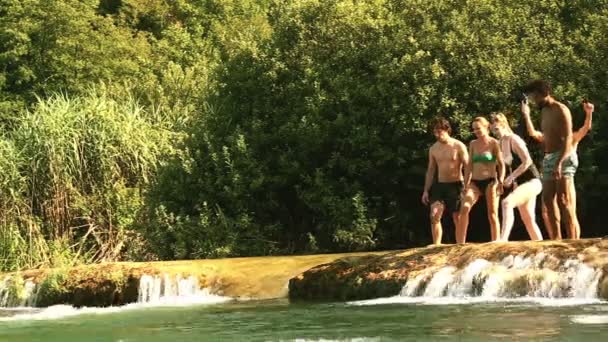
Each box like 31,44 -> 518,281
422,80 -> 594,244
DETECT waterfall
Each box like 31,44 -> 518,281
0,273 -> 229,308
0,276 -> 37,307
398,253 -> 603,300
137,274 -> 228,305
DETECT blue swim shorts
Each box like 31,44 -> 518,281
542,151 -> 578,181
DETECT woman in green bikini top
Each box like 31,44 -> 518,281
472,152 -> 496,163
456,116 -> 505,244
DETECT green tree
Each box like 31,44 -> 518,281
0,0 -> 153,118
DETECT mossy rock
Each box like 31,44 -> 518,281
35,270 -> 71,307
289,239 -> 608,302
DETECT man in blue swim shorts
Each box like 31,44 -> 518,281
522,80 -> 579,240
542,151 -> 578,181
523,98 -> 594,240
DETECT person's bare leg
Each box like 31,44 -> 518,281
501,180 -> 542,241
541,203 -> 549,236
567,178 -> 581,239
457,187 -> 480,244
429,201 -> 445,245
517,191 -> 543,241
486,182 -> 500,242
452,211 -> 460,239
541,199 -> 560,239
542,180 -> 560,240
558,177 -> 578,240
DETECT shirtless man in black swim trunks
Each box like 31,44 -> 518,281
422,117 -> 468,245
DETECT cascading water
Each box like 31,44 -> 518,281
350,252 -> 605,307
0,277 -> 37,307
0,273 -> 229,309
399,253 -> 603,300
0,273 -> 230,322
137,274 -> 229,305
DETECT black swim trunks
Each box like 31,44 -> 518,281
430,181 -> 463,213
471,178 -> 496,195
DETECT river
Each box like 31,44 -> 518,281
1,298 -> 607,341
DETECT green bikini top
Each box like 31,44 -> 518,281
472,151 -> 496,163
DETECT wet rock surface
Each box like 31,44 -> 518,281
289,239 -> 608,302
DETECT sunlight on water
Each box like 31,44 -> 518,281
0,251 -> 606,340
349,296 -> 605,307
0,290 -> 232,322
1,300 -> 607,341
570,315 -> 608,324
290,338 -> 381,342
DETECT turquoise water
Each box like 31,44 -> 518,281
1,299 -> 608,341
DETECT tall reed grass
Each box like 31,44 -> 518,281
0,88 -> 175,271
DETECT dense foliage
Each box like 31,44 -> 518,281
1,0 -> 608,270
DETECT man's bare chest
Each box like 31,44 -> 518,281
435,147 -> 459,163
541,112 -> 560,133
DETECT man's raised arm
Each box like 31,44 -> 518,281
555,105 -> 573,178
521,100 -> 544,142
573,100 -> 594,144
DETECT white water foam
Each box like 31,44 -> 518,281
291,338 -> 381,342
571,314 -> 608,324
137,274 -> 230,305
0,293 -> 231,322
349,296 -> 604,307
21,280 -> 37,307
351,254 -> 605,306
0,277 -> 37,307
446,259 -> 491,297
0,304 -> 125,321
0,273 -> 231,321
422,266 -> 457,297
